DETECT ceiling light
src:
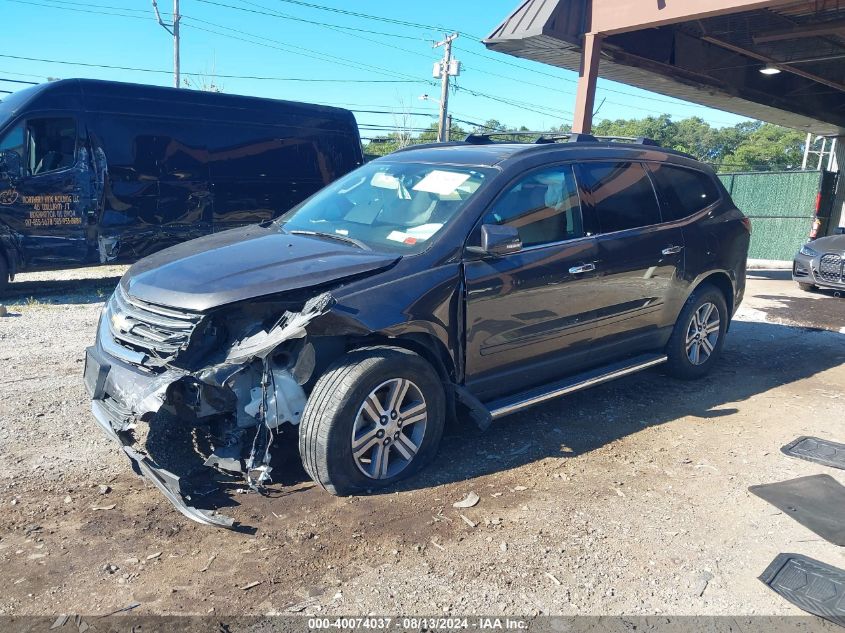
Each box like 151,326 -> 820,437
759,65 -> 782,75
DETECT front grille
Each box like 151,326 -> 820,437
818,254 -> 844,283
107,285 -> 203,364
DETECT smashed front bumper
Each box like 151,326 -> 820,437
86,345 -> 237,528
84,291 -> 332,529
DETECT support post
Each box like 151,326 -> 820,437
572,32 -> 603,134
173,0 -> 181,88
802,133 -> 812,170
434,33 -> 458,143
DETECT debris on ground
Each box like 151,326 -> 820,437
459,514 -> 477,528
452,492 -> 480,508
240,580 -> 262,591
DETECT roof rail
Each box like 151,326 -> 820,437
463,131 -> 661,147
592,135 -> 661,146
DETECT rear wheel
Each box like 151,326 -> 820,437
299,346 -> 445,495
665,284 -> 728,380
798,282 -> 816,292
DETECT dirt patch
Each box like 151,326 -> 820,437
1,267 -> 844,616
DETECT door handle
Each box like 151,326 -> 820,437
661,245 -> 683,255
569,263 -> 596,274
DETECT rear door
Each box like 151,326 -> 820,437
463,164 -> 603,400
575,160 -> 686,351
0,115 -> 89,265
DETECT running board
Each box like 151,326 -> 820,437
487,353 -> 668,420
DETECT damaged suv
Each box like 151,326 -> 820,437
85,133 -> 750,527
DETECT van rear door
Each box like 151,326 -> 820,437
0,115 -> 89,266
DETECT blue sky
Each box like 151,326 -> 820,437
2,0 -> 752,138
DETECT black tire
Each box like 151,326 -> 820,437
0,252 -> 8,295
798,282 -> 816,292
665,283 -> 728,380
299,346 -> 446,496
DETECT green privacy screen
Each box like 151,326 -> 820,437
718,170 -> 820,261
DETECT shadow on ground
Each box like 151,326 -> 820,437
132,319 -> 844,522
3,276 -> 122,305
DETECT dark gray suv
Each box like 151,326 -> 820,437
85,133 -> 751,527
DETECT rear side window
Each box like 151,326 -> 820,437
649,163 -> 720,220
576,162 -> 661,233
483,165 -> 584,248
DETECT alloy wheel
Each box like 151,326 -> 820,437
685,301 -> 720,365
351,378 -> 427,480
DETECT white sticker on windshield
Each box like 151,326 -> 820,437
412,170 -> 471,196
406,223 -> 443,240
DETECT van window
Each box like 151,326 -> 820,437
483,165 -> 583,247
27,117 -> 77,175
649,163 -> 720,220
576,162 -> 661,233
0,122 -> 25,176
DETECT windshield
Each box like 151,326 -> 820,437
278,161 -> 493,254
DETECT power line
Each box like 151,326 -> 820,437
0,53 -> 423,83
11,0 -> 747,127
182,18 -> 429,83
247,0 -> 748,123
271,0 -> 450,33
196,0 -> 424,40
4,0 -> 163,19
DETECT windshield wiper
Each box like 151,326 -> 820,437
288,229 -> 371,251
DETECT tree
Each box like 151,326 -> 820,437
720,123 -> 806,171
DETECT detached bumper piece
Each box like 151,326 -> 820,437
91,400 -> 236,529
760,553 -> 845,628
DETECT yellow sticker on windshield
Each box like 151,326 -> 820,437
412,170 -> 471,196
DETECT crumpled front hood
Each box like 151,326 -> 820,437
124,224 -> 400,312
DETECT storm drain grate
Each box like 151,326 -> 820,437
760,553 -> 845,628
782,436 -> 845,471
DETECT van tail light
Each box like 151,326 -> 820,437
814,192 -> 822,216
741,217 -> 752,234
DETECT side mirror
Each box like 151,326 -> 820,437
477,224 -> 522,256
0,150 -> 21,181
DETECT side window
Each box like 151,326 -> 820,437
576,161 -> 661,233
483,165 -> 584,248
0,122 -> 25,176
27,117 -> 77,176
649,163 -> 720,220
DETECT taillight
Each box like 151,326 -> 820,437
741,217 -> 752,234
814,192 -> 822,216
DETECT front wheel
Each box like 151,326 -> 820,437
299,346 -> 445,495
798,282 -> 816,292
665,284 -> 728,380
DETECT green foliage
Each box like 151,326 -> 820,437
363,114 -> 807,172
592,116 -> 806,171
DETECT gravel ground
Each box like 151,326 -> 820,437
0,266 -> 843,617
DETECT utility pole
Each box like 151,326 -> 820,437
152,0 -> 181,88
433,33 -> 459,143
